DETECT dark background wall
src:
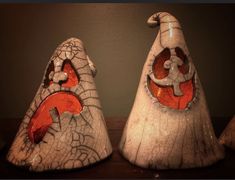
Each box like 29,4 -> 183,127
0,3 -> 234,118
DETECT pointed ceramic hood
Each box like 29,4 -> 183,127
7,38 -> 112,171
119,12 -> 224,169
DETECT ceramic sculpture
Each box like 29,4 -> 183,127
119,12 -> 224,169
7,38 -> 112,171
219,115 -> 235,149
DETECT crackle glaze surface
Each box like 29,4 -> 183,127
119,12 -> 224,169
7,38 -> 112,172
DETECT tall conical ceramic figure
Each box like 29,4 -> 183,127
119,12 -> 224,169
7,38 -> 112,171
219,115 -> 235,149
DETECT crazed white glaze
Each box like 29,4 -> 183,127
119,12 -> 224,169
7,38 -> 112,172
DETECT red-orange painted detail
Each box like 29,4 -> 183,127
49,61 -> 79,87
28,92 -> 82,143
61,62 -> 79,87
29,61 -> 81,144
149,48 -> 194,110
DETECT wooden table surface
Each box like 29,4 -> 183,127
0,117 -> 234,179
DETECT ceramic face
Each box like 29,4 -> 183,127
7,38 -> 112,172
119,12 -> 224,169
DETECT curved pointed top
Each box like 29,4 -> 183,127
147,12 -> 179,28
147,12 -> 187,52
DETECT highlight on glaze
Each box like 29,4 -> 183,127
7,38 -> 112,172
119,12 -> 224,169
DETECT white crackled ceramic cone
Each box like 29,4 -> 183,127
7,38 -> 112,171
219,115 -> 235,149
119,12 -> 224,169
